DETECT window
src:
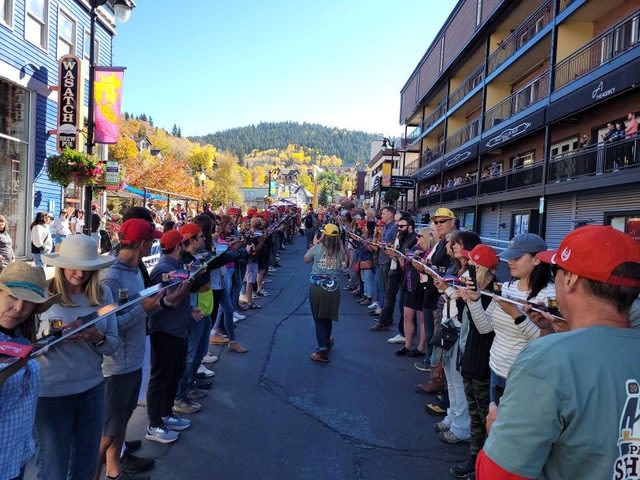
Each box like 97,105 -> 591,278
1,0 -> 13,27
606,212 -> 640,241
57,10 -> 75,57
83,28 -> 100,64
550,137 -> 578,158
512,212 -> 530,237
462,212 -> 475,231
476,0 -> 482,27
511,151 -> 534,169
25,0 -> 48,49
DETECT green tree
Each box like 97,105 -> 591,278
206,151 -> 243,208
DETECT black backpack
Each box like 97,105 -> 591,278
304,214 -> 314,229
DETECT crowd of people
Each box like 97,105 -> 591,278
301,203 -> 640,479
0,203 -> 299,480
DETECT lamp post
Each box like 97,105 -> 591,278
307,166 -> 318,209
379,138 -> 395,210
82,0 -> 134,235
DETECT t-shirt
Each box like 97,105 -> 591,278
483,326 -> 640,480
467,279 -> 555,379
306,244 -> 343,276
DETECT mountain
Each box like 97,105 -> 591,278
191,121 -> 381,166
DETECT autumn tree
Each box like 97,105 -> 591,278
206,151 -> 243,208
188,144 -> 217,172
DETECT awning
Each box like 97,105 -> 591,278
123,185 -> 168,201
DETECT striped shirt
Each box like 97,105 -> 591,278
467,280 -> 555,379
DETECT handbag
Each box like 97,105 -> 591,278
359,259 -> 373,269
430,320 -> 459,351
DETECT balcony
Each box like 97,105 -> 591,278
448,63 -> 484,108
420,141 -> 445,166
404,157 -> 421,176
446,117 -> 480,152
554,10 -> 640,90
405,125 -> 422,145
418,190 -> 442,208
441,182 -> 478,203
548,136 -> 640,181
422,99 -> 447,132
484,70 -> 550,130
559,0 -> 575,13
487,0 -> 554,75
479,162 -> 543,195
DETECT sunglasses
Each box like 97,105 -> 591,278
397,224 -> 409,229
433,219 -> 451,225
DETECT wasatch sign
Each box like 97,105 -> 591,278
57,55 -> 81,152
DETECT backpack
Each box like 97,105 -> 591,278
304,214 -> 314,229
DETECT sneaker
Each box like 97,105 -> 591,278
268,267 -> 278,272
257,290 -> 270,297
209,335 -> 228,345
252,292 -> 259,299
187,387 -> 207,400
425,402 -> 447,416
172,399 -> 201,414
438,430 -> 469,444
310,351 -> 329,363
197,365 -> 215,378
387,334 -> 405,344
450,455 -> 477,478
121,452 -> 155,474
367,302 -> 379,310
194,379 -> 213,390
162,415 -> 191,431
202,353 -> 219,364
433,421 -> 450,433
233,311 -> 246,321
264,279 -> 273,283
413,362 -> 430,373
145,425 -> 179,444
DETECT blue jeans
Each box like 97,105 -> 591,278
35,382 -> 105,480
213,288 -> 236,341
489,368 -> 507,404
374,266 -> 385,307
422,308 -> 435,360
176,315 -> 211,400
33,253 -> 43,268
361,268 -> 374,298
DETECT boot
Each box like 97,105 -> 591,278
450,454 -> 477,478
228,341 -> 248,353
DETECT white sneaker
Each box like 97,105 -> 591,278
202,353 -> 219,364
387,334 -> 406,344
252,292 -> 259,299
197,365 -> 215,378
367,302 -> 379,310
233,311 -> 246,321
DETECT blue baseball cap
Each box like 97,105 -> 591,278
499,233 -> 547,260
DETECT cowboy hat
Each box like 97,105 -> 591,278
0,261 -> 60,313
42,235 -> 115,271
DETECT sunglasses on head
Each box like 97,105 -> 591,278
433,219 -> 450,225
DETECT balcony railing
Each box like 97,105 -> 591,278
484,70 -> 550,129
479,162 -> 543,195
446,117 -> 481,152
417,191 -> 442,208
404,158 -> 421,176
548,136 -> 640,181
448,63 -> 484,107
441,182 -> 478,203
559,0 -> 575,13
487,0 -> 553,74
420,141 -> 445,167
405,125 -> 422,145
554,10 -> 640,90
422,99 -> 447,131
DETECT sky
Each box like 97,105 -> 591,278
113,0 -> 458,138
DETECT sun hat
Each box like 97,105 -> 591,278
463,244 -> 499,269
432,208 -> 456,220
0,261 -> 60,313
160,230 -> 185,250
536,226 -> 640,287
321,224 -> 340,237
179,223 -> 202,241
42,235 -> 114,271
118,219 -> 162,245
499,233 -> 547,260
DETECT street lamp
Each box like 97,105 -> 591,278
82,0 -> 134,235
307,166 -> 319,209
378,137 -> 396,210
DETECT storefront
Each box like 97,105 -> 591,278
0,78 -> 30,258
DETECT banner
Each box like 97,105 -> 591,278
57,55 -> 81,151
381,160 -> 393,190
94,67 -> 125,144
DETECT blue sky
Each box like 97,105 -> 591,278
113,0 -> 458,138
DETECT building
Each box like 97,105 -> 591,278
400,0 -> 640,245
0,0 -> 121,258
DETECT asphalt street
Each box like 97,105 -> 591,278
27,235 -> 468,480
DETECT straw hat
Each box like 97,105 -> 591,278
0,261 -> 59,313
42,235 -> 115,271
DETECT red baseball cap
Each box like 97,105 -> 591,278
178,223 -> 202,241
536,226 -> 640,287
462,244 -> 498,269
118,219 -> 162,245
160,229 -> 184,250
228,207 -> 241,216
375,220 -> 385,227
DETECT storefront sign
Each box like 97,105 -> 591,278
373,176 -> 381,190
480,108 -> 545,153
415,158 -> 443,181
105,160 -> 120,191
94,67 -> 125,144
57,55 -> 81,152
443,141 -> 478,171
390,176 -> 416,190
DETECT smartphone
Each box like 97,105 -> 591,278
467,264 -> 477,291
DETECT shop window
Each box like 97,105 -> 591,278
462,212 -> 475,231
606,212 -> 640,241
1,0 -> 13,27
57,9 -> 76,58
512,212 -> 530,237
25,0 -> 48,50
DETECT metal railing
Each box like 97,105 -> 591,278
441,182 -> 478,202
448,63 -> 485,107
417,191 -> 442,208
559,0 -> 575,13
484,70 -> 550,129
554,11 -> 640,90
422,99 -> 447,131
488,0 -> 553,74
548,136 -> 640,181
479,162 -> 543,195
420,141 -> 445,166
405,125 -> 422,145
404,158 -> 421,176
446,117 -> 481,152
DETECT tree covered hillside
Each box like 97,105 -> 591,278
191,121 -> 380,165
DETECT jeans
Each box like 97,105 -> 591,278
489,368 -> 507,404
442,343 -> 471,440
33,253 -> 43,268
374,265 -> 385,307
422,308 -> 435,360
213,288 -> 236,341
395,285 -> 405,336
176,316 -> 211,401
361,268 -> 374,298
313,316 -> 333,352
35,382 -> 105,480
147,332 -> 187,427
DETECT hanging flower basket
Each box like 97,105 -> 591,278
47,148 -> 104,187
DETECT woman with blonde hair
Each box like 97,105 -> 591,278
303,223 -> 344,363
36,235 -> 118,480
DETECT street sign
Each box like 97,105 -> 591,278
390,176 -> 416,190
